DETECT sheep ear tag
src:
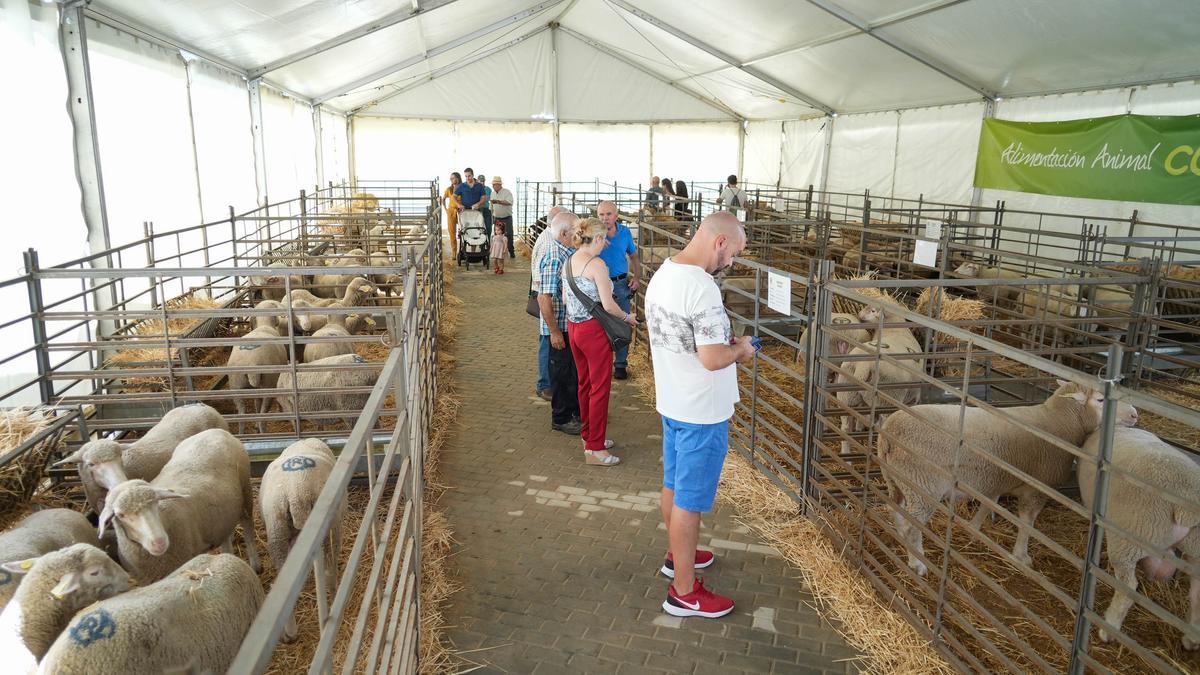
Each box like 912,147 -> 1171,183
1,557 -> 39,576
50,572 -> 80,599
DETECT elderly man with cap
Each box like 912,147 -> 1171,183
596,200 -> 640,379
491,176 -> 516,259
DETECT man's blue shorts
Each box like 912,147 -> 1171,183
662,416 -> 729,513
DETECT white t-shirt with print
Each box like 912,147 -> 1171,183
645,258 -> 739,424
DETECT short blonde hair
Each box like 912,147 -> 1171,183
570,217 -> 607,249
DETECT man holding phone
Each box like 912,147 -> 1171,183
644,211 -> 755,619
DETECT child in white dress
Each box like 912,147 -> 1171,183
489,222 -> 508,274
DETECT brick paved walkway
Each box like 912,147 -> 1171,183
439,258 -> 859,674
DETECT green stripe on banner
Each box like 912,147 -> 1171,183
973,114 -> 1200,206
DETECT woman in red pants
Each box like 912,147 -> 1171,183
562,218 -> 639,466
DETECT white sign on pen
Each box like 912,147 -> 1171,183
924,221 -> 942,240
767,270 -> 791,315
913,239 -> 939,268
735,208 -> 748,222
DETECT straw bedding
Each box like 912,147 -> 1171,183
0,408 -> 66,525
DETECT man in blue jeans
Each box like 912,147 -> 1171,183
645,211 -> 754,618
596,200 -> 640,379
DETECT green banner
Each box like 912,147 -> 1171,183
973,114 -> 1200,206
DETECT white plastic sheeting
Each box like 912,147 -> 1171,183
742,121 -> 783,187
559,124 -> 651,186
261,87 -> 317,202
189,59 -> 257,221
651,123 -> 740,186
87,19 -> 201,246
826,112 -> 898,197
320,109 -> 350,186
779,118 -> 828,189
455,122 -> 556,183
893,103 -> 986,205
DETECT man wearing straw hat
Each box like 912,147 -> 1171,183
645,210 -> 755,619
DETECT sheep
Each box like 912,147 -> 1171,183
1078,426 -> 1200,649
248,262 -> 304,302
877,380 -> 1139,576
101,428 -> 259,584
0,510 -> 100,611
953,261 -> 1027,304
0,543 -> 131,665
838,305 -> 925,454
259,439 -> 343,642
794,313 -> 871,365
54,403 -> 228,514
226,300 -> 289,434
40,553 -> 264,675
301,304 -> 355,364
327,248 -> 369,267
367,252 -> 403,296
275,354 -> 379,430
285,277 -> 377,331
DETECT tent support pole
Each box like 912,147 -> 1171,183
59,2 -> 116,337
347,115 -> 357,188
314,105 -> 326,190
818,114 -> 834,202
737,121 -> 746,183
248,78 -> 269,206
551,24 -> 562,182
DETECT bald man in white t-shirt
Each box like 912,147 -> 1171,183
644,211 -> 755,619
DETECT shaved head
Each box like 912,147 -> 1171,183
675,211 -> 746,275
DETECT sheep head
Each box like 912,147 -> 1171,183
1052,380 -> 1139,432
101,480 -> 187,556
54,439 -> 128,490
954,261 -> 981,277
3,543 -> 132,604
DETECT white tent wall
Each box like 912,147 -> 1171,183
825,111 -> 898,198
261,87 -> 317,203
651,122 -> 740,186
742,121 -> 783,187
559,124 -> 650,187
0,0 -> 89,406
190,59 -> 258,222
779,118 -> 829,190
320,108 -> 350,187
455,121 -> 556,185
892,103 -> 987,205
353,117 -> 458,184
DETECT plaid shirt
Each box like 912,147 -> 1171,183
539,239 -> 573,336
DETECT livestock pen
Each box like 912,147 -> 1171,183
0,181 -> 449,672
629,187 -> 1200,674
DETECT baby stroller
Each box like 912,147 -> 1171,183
457,209 -> 490,270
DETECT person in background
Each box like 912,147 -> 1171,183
442,172 -> 461,260
531,205 -> 566,401
489,222 -> 508,274
563,217 -> 638,466
646,175 -> 664,211
491,176 -> 516,259
660,178 -> 677,218
674,180 -> 691,221
596,200 -> 639,380
454,168 -> 486,216
716,175 -> 748,212
479,174 -> 494,234
645,211 -> 754,619
538,211 -> 582,434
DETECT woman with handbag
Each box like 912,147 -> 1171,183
563,218 -> 638,466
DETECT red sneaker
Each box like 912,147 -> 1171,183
662,578 -> 734,618
660,549 -> 715,579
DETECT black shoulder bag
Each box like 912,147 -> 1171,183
526,277 -> 542,318
565,257 -> 633,351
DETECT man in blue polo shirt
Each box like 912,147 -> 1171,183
453,167 -> 486,214
597,200 -> 641,380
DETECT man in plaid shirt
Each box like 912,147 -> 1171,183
537,211 -> 582,434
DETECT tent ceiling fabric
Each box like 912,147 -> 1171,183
92,0 -> 1200,119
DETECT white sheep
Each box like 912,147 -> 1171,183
275,354 -> 379,430
953,261 -> 1027,304
101,428 -> 260,584
838,305 -> 925,455
367,252 -> 403,296
249,262 -> 304,302
0,543 -> 131,666
0,510 -> 99,611
877,380 -> 1138,575
54,403 -> 228,514
259,439 -> 343,642
795,312 -> 871,365
226,300 -> 289,434
40,553 -> 264,674
1078,426 -> 1200,649
286,277 -> 377,331
301,304 -> 355,364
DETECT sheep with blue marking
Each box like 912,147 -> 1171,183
39,553 -> 263,674
260,439 -> 342,642
275,354 -> 380,430
0,509 -> 99,612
